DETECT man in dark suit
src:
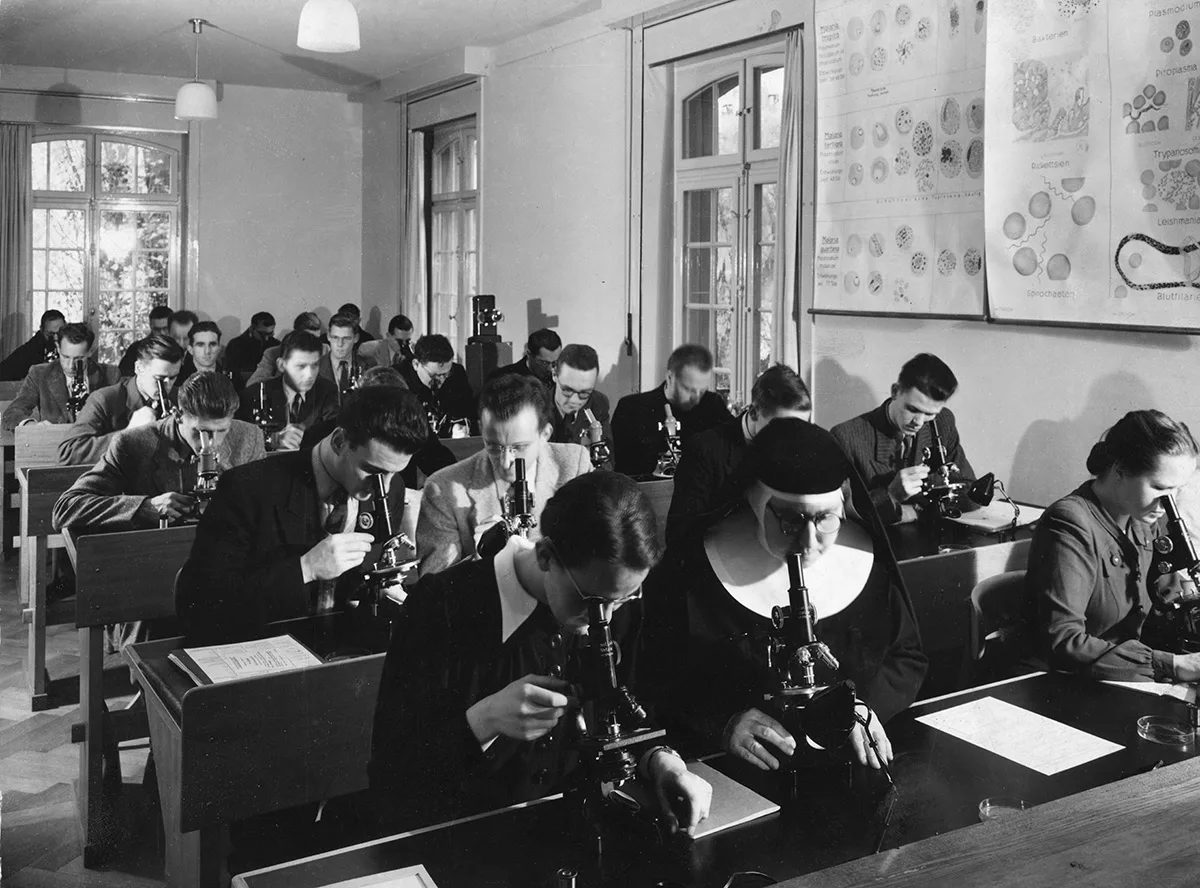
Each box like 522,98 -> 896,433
336,302 -> 376,346
356,314 -> 413,368
665,363 -> 811,550
246,311 -> 325,387
320,312 -> 377,402
176,321 -> 226,387
0,309 -> 64,381
831,352 -> 975,525
611,343 -> 733,477
548,343 -> 613,470
176,386 -> 429,644
223,311 -> 278,385
59,334 -> 185,466
490,327 -> 561,388
117,305 -> 173,376
237,330 -> 339,451
398,333 -> 477,438
2,323 -> 120,431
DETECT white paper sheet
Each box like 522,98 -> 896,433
916,696 -> 1122,775
947,500 -> 1044,533
320,864 -> 439,888
1103,680 -> 1199,704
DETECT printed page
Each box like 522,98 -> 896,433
814,0 -> 987,316
184,635 -> 322,684
916,695 -> 1123,774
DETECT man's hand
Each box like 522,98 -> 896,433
722,707 -> 797,771
128,404 -> 159,428
465,674 -> 576,743
887,464 -> 930,505
850,704 -> 893,769
276,423 -> 304,451
300,532 -> 374,582
649,750 -> 712,836
136,492 -> 196,525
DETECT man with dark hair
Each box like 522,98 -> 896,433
322,312 -> 377,401
831,352 -> 974,525
3,323 -> 120,430
59,334 -> 185,465
117,305 -> 174,376
358,314 -> 413,367
177,385 -> 429,644
666,363 -> 812,550
398,334 -> 477,438
611,343 -> 733,477
1,309 -> 65,380
169,310 -> 199,348
176,320 -> 225,387
246,311 -> 326,387
491,328 -> 562,387
223,311 -> 279,383
54,371 -> 264,533
416,373 -> 590,576
237,330 -> 339,451
371,471 -> 712,833
548,344 -> 613,469
336,302 -> 376,345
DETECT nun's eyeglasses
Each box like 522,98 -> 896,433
767,503 -> 842,536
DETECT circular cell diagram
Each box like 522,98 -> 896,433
868,232 -> 886,256
1003,212 -> 1027,239
871,9 -> 887,34
850,125 -> 866,149
937,250 -> 958,275
911,252 -> 928,274
895,147 -> 913,175
896,4 -> 912,26
895,224 -> 914,249
848,16 -> 865,39
871,46 -> 888,70
966,139 -> 984,178
868,271 -> 884,294
844,271 -> 861,293
915,157 -> 936,192
846,233 -> 863,256
1029,191 -> 1052,218
963,247 -> 982,276
941,140 -> 964,178
966,97 -> 985,134
848,163 -> 864,186
850,53 -> 865,76
1072,195 -> 1096,225
912,120 -> 934,156
895,107 -> 914,134
871,157 -> 890,183
941,98 -> 961,135
1013,246 -> 1039,276
1046,253 -> 1072,280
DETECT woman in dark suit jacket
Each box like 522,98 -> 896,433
1030,409 -> 1200,682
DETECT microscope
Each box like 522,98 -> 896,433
1149,494 -> 1200,650
154,377 -> 176,420
566,596 -> 667,853
251,385 -> 282,451
67,358 -> 88,416
504,457 -> 536,537
352,474 -> 418,614
158,429 -> 221,529
582,408 -> 611,469
653,404 -> 683,478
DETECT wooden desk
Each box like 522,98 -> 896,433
18,463 -> 89,709
14,422 -> 76,603
125,614 -> 389,888
232,673 -> 1196,888
67,524 -> 197,864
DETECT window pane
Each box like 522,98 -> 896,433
32,143 -> 48,191
32,254 -> 46,291
717,77 -> 741,156
757,310 -> 773,374
142,146 -> 172,193
713,306 -> 734,369
685,249 -> 712,305
137,252 -> 170,290
684,187 -> 733,244
48,291 -> 84,322
32,208 -> 47,249
139,212 -> 171,250
433,143 -> 458,195
48,139 -> 87,191
48,251 -> 84,290
48,209 -> 85,249
464,133 -> 478,191
684,307 -> 711,348
755,66 -> 784,150
715,246 -> 733,305
756,183 -> 778,311
101,141 -> 135,192
683,75 -> 740,159
98,290 -> 138,337
683,85 -> 715,159
465,206 -> 478,252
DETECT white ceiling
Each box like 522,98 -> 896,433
0,0 -> 599,92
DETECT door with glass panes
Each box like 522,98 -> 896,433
31,132 -> 182,365
674,45 -> 784,408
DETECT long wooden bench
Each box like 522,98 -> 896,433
15,423 -> 76,604
66,524 -> 198,865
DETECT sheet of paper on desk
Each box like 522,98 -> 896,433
916,696 -> 1123,775
169,635 -> 322,685
1103,680 -> 1199,704
318,864 -> 439,888
947,500 -> 1045,532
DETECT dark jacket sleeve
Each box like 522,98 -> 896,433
665,435 -> 720,551
612,396 -> 654,476
58,391 -> 121,466
2,370 -> 42,430
52,432 -> 157,531
859,570 -> 928,724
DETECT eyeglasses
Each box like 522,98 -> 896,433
558,384 -> 594,402
767,502 -> 842,536
483,441 -> 536,458
561,559 -> 643,611
532,356 -> 558,370
420,364 -> 452,382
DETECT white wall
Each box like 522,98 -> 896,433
809,314 -> 1200,507
359,97 -> 403,338
480,23 -> 637,400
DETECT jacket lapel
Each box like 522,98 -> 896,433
44,365 -> 70,419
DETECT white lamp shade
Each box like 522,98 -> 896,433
297,0 -> 361,52
175,81 -> 218,120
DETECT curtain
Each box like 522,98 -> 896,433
777,31 -> 802,368
0,124 -> 33,358
404,131 -> 429,335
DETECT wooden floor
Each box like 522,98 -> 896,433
1,553 -> 166,886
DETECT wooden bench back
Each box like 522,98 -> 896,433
14,423 -> 74,472
0,380 -> 24,401
19,465 -> 89,538
75,525 -> 197,627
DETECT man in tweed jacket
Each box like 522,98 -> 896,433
831,353 -> 974,525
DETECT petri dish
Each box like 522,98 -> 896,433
1137,715 -> 1196,749
978,797 -> 1030,821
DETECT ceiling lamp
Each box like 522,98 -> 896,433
297,0 -> 361,53
175,18 -> 217,120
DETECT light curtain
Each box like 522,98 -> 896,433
777,31 -> 802,368
0,124 -> 33,357
403,131 -> 429,335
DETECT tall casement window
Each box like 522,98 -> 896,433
31,131 -> 182,364
674,44 -> 784,404
428,118 -> 479,358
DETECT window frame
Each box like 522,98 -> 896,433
426,117 -> 480,359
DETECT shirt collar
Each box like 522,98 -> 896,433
283,380 -> 303,405
494,534 -> 540,643
311,436 -> 342,504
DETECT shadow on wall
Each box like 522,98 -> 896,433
364,306 -> 383,338
216,315 -> 243,340
598,339 -> 639,404
35,83 -> 83,126
525,299 -> 559,337
812,357 -> 877,429
1008,372 -> 1156,507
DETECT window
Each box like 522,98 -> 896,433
674,45 -> 784,406
427,119 -> 479,358
31,132 -> 182,365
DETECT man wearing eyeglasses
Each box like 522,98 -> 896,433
59,333 -> 185,465
549,344 -> 613,470
371,471 -> 712,835
398,333 -> 477,438
491,327 -> 562,389
416,374 -> 591,577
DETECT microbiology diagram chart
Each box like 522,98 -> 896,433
986,0 -> 1200,329
814,0 -> 988,317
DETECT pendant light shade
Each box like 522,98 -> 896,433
175,18 -> 217,121
175,81 -> 218,120
297,0 -> 361,53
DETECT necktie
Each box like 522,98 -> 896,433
897,435 -> 913,469
338,361 -> 349,392
290,393 -> 303,424
316,492 -> 350,613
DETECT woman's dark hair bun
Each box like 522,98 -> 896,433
1085,438 -> 1112,476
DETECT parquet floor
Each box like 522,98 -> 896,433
0,554 -> 166,887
